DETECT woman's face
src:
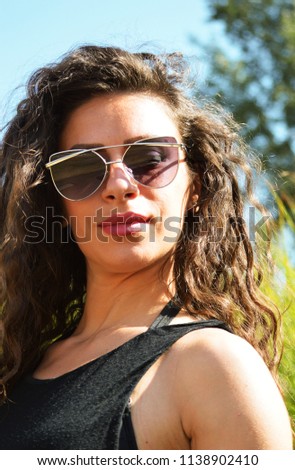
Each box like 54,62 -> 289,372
59,93 -> 195,276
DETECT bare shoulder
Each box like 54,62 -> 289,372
172,326 -> 266,374
169,327 -> 293,449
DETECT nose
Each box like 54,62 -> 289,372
100,161 -> 140,201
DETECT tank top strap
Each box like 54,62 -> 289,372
149,298 -> 181,329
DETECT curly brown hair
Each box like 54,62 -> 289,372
0,45 -> 280,403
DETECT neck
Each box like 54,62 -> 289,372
75,258 -> 175,337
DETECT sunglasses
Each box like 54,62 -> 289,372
46,136 -> 186,201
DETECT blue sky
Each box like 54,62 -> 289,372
0,0 -> 219,133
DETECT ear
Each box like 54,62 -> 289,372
187,194 -> 199,212
187,175 -> 201,211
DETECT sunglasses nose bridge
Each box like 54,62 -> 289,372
104,159 -> 135,181
105,159 -> 123,167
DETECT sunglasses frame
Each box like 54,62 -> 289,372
45,136 -> 186,201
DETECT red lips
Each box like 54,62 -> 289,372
99,212 -> 150,236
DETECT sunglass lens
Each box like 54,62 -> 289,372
124,137 -> 179,188
50,151 -> 106,200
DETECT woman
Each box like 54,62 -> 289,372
0,45 -> 292,450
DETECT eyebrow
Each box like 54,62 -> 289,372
69,135 -> 153,150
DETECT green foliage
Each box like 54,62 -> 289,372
269,193 -> 295,428
193,0 -> 295,207
255,187 -> 295,428
261,233 -> 295,427
278,274 -> 295,429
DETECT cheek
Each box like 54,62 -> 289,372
167,172 -> 192,216
62,198 -> 96,222
62,199 -> 75,221
62,201 -> 93,241
156,188 -> 190,239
